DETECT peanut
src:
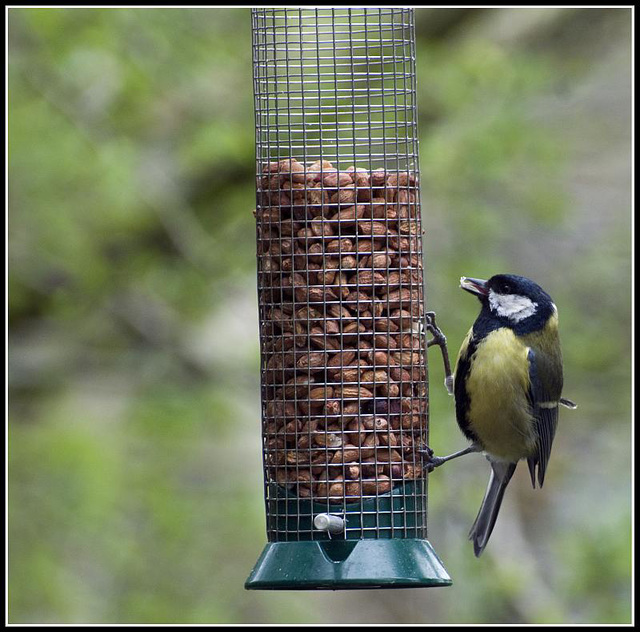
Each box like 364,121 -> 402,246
256,159 -> 428,502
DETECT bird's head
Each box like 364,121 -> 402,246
460,274 -> 556,326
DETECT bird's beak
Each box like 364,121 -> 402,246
460,276 -> 489,297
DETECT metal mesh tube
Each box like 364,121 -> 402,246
252,8 -> 428,543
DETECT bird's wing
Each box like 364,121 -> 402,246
453,328 -> 481,445
526,347 -> 560,488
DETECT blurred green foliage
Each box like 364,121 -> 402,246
9,7 -> 631,624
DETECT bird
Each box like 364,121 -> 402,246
426,274 -> 576,557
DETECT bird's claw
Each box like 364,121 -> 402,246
425,312 -> 446,347
418,444 -> 434,458
418,446 -> 441,473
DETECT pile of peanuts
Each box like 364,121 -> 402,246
255,158 -> 427,503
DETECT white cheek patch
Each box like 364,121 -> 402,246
488,290 -> 538,322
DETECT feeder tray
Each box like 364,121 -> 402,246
246,7 -> 451,590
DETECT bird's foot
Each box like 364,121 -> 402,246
419,443 -> 481,472
425,312 -> 454,393
418,446 -> 444,473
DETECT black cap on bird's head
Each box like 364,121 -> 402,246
460,274 -> 556,328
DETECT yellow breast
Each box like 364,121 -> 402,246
465,328 -> 537,461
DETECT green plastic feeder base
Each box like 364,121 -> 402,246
244,539 -> 452,590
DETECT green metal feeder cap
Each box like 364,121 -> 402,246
245,538 -> 451,590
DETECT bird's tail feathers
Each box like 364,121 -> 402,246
468,460 -> 517,557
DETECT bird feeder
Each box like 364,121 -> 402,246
246,7 -> 452,590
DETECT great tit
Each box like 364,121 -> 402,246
427,274 -> 576,557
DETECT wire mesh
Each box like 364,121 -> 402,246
252,8 -> 428,542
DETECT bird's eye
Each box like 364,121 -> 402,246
499,282 -> 511,294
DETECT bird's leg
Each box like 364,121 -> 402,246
422,311 -> 478,469
425,311 -> 454,395
420,444 -> 481,472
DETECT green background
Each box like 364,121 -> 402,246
8,7 -> 632,624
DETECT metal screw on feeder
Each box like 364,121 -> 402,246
246,7 -> 452,590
